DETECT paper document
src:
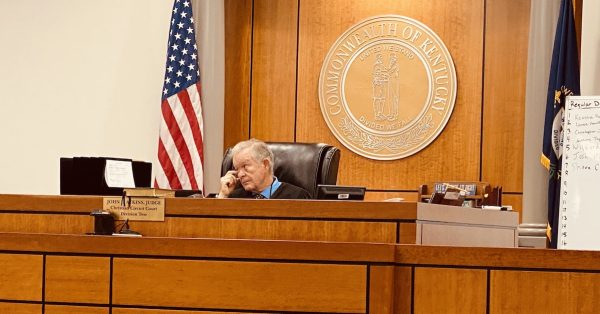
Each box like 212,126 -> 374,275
104,160 -> 135,188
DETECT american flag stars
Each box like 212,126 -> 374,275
162,0 -> 199,99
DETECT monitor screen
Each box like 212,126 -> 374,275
316,184 -> 366,200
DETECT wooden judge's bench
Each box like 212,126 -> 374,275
0,194 -> 599,314
0,194 -> 417,243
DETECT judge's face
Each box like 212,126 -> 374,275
232,148 -> 271,193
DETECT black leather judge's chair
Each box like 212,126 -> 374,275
221,142 -> 340,199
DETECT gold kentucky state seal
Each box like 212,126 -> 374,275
318,15 -> 457,160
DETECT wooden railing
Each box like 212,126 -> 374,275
0,233 -> 599,313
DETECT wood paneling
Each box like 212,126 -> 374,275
573,0 -> 582,58
250,0 -> 298,141
45,256 -> 110,304
0,194 -> 417,219
0,195 -> 416,244
296,0 -> 484,190
395,267 -> 412,314
3,233 -> 600,314
0,214 -> 399,243
162,197 -> 417,218
224,0 -> 252,147
0,213 -> 90,234
481,0 -> 530,192
131,218 -> 397,243
0,194 -> 103,211
113,258 -> 366,313
491,270 -> 600,314
0,302 -> 40,314
0,233 -> 396,263
113,310 -> 252,314
570,273 -> 600,313
225,1 -> 532,196
396,245 -> 600,271
399,222 -> 416,244
414,267 -> 487,314
364,192 -> 418,202
0,254 -> 42,301
45,305 -> 108,314
370,266 -> 394,314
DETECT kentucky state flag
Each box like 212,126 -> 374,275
541,0 -> 580,248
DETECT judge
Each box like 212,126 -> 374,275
218,139 -> 310,199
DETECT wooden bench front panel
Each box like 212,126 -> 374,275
413,267 -> 487,314
112,258 -> 367,313
45,305 -> 109,314
45,256 -> 110,304
0,302 -> 41,314
0,254 -> 43,301
131,218 -> 398,243
490,270 -> 600,314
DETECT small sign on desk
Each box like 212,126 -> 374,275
103,197 -> 165,221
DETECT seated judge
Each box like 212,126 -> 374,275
218,139 -> 311,199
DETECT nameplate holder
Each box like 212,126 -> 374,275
103,197 -> 165,221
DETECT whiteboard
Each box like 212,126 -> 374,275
558,96 -> 600,250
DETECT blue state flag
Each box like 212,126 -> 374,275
541,0 -> 580,248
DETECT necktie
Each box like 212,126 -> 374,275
254,193 -> 266,199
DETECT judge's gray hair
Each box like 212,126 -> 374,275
231,139 -> 274,175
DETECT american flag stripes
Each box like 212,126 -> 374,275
155,0 -> 204,191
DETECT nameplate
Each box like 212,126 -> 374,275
102,197 -> 165,221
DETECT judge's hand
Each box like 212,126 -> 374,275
218,170 -> 238,198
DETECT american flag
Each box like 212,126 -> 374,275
155,0 -> 204,191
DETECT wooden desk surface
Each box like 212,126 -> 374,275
0,194 -> 417,244
0,193 -> 416,219
1,232 -> 598,270
396,244 -> 600,271
0,232 -> 395,263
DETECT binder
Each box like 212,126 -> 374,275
60,157 -> 151,196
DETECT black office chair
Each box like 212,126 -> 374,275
221,142 -> 340,198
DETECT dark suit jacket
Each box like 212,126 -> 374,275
229,182 -> 310,199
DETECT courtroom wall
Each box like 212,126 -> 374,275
224,0 -> 530,212
0,0 -> 225,195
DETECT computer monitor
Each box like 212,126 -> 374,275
316,184 -> 366,200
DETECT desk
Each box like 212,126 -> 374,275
0,233 -> 395,314
396,245 -> 600,313
0,233 -> 599,314
0,194 -> 416,243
